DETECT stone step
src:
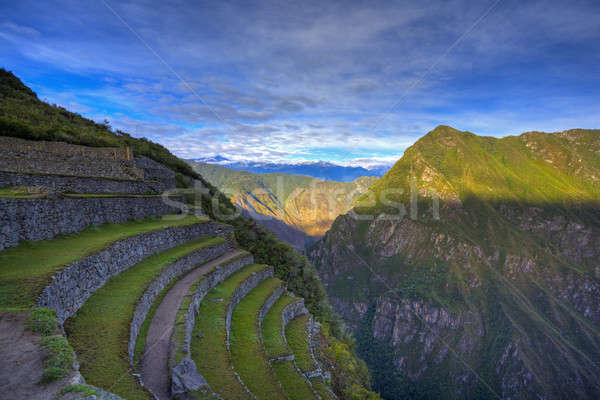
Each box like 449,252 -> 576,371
229,277 -> 287,400
64,235 -> 232,400
175,263 -> 273,399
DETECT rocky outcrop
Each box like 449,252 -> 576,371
37,221 -> 233,323
0,195 -> 186,250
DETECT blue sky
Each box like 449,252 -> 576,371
1,0 -> 599,167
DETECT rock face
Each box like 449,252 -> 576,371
309,127 -> 600,399
0,195 -> 185,251
37,221 -> 233,323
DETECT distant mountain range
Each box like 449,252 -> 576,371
188,160 -> 378,250
190,156 -> 390,182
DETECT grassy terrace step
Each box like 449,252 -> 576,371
262,295 -> 317,400
190,264 -> 269,399
310,378 -> 336,400
230,277 -> 286,400
64,235 -> 224,400
286,314 -> 318,373
0,214 -> 203,308
262,295 -> 300,359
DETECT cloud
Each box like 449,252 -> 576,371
3,0 -> 600,168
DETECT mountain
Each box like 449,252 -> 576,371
309,126 -> 600,399
191,157 -> 390,182
188,161 -> 378,249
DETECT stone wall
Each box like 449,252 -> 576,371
0,196 -> 189,251
0,136 -> 132,160
134,156 -> 176,188
258,286 -> 286,328
0,136 -> 143,180
37,221 -> 233,323
0,171 -> 168,194
225,267 -> 275,348
127,240 -> 233,361
281,299 -> 308,331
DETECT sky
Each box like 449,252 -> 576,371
1,0 -> 600,168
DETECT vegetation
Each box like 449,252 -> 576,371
0,214 -> 204,308
59,384 -> 98,397
261,295 -> 300,359
229,277 -> 286,399
39,336 -> 74,383
190,263 -> 268,399
64,235 -> 224,400
27,307 -> 58,336
271,361 -> 317,400
285,314 -> 317,372
261,295 -> 317,399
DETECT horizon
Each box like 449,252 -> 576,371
2,0 -> 600,168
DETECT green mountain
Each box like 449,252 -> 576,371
189,161 -> 377,247
309,126 -> 600,399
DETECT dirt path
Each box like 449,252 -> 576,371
0,311 -> 79,400
141,250 -> 246,400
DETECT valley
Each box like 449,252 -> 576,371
190,161 -> 378,250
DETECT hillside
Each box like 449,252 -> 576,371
0,69 -> 380,400
189,161 -> 378,245
309,126 -> 600,399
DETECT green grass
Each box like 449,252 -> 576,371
230,277 -> 286,400
0,186 -> 46,198
189,264 -> 268,399
261,295 -> 300,359
0,214 -> 205,308
64,235 -> 224,400
262,296 -> 317,399
39,336 -> 74,383
27,307 -> 59,336
59,384 -> 98,397
271,360 -> 317,400
285,314 -> 317,373
310,377 -> 336,400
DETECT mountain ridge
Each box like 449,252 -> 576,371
309,125 -> 600,399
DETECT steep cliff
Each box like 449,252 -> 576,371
309,126 -> 600,399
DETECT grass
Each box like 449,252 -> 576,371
59,384 -> 98,397
261,295 -> 300,359
285,314 -> 317,373
189,263 -> 268,399
64,235 -> 224,400
39,336 -> 74,383
261,295 -> 318,399
229,277 -> 286,400
0,214 -> 205,308
27,307 -> 59,336
0,186 -> 46,198
271,360 -> 317,400
310,377 -> 336,400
